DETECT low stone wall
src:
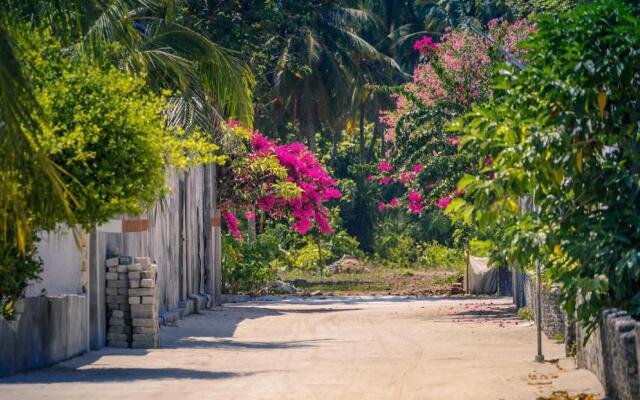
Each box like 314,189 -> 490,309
576,309 -> 639,400
522,273 -> 566,339
0,295 -> 88,377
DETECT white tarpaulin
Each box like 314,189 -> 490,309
464,255 -> 498,295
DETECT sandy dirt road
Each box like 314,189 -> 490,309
0,297 -> 603,400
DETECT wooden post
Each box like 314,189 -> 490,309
212,164 -> 222,306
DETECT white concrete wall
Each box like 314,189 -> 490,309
27,227 -> 88,297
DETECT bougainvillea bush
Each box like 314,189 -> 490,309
448,0 -> 640,331
220,123 -> 341,240
373,19 -> 534,216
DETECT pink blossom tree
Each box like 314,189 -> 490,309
372,20 -> 534,215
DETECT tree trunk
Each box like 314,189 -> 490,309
331,129 -> 338,166
359,102 -> 366,163
302,112 -> 317,152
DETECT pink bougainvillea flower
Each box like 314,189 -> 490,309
408,201 -> 423,214
222,211 -> 242,240
413,163 -> 423,173
448,136 -> 461,147
367,175 -> 376,182
379,176 -> 393,185
390,198 -> 399,207
413,36 -> 440,54
437,197 -> 452,209
377,202 -> 385,212
378,161 -> 394,172
407,191 -> 421,203
250,132 -> 274,154
399,172 -> 415,184
245,210 -> 256,221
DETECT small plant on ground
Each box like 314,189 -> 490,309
517,307 -> 534,321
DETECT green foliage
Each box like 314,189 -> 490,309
517,307 -> 533,321
17,28 -> 171,228
450,0 -> 640,331
0,233 -> 42,318
222,232 -> 280,294
417,242 -> 465,271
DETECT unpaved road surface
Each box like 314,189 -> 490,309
0,297 -> 603,400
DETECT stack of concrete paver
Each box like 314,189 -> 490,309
105,256 -> 159,349
105,256 -> 133,348
129,257 -> 159,349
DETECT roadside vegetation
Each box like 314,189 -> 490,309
1,0 -> 638,339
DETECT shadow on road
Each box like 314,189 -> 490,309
0,367 -> 255,384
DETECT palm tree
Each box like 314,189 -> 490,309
272,3 -> 402,151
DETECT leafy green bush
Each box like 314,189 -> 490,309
374,233 -> 416,268
416,242 -> 464,271
222,232 -> 280,294
451,0 -> 640,331
0,234 -> 42,318
17,28 -> 172,228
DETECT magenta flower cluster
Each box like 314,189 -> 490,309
224,132 -> 341,238
413,36 -> 440,54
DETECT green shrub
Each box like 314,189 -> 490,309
222,232 -> 280,294
0,234 -> 42,318
417,242 -> 465,271
517,307 -> 533,321
373,233 -> 416,268
16,28 -> 173,228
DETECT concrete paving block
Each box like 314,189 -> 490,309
107,280 -> 128,288
134,257 -> 151,266
119,304 -> 131,311
118,273 -> 127,280
131,304 -> 155,312
116,265 -> 128,273
129,288 -> 154,297
107,333 -> 129,342
118,256 -> 132,265
131,309 -> 155,319
106,288 -> 119,296
127,264 -> 142,272
107,266 -> 117,273
105,272 -> 118,281
109,317 -> 126,326
132,319 -> 155,327
142,264 -> 157,272
105,257 -> 119,267
107,303 -> 118,311
128,271 -> 141,280
140,279 -> 155,288
108,326 -> 132,335
128,297 -> 142,305
129,280 -> 140,288
133,326 -> 158,334
141,296 -> 155,305
111,310 -> 124,318
132,334 -> 157,342
117,288 -> 129,296
106,295 -> 127,304
141,271 -> 156,279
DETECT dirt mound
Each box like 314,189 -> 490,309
327,255 -> 367,274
